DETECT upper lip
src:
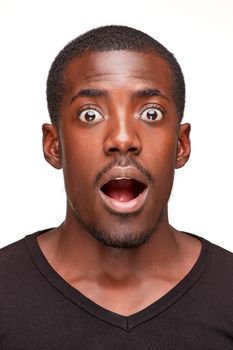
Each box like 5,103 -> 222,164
97,166 -> 149,190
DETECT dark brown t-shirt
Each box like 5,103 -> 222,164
0,230 -> 233,349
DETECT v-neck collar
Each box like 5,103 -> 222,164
24,230 -> 210,332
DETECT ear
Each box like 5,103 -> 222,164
42,123 -> 62,169
176,123 -> 191,169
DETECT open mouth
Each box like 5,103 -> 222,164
100,178 -> 147,202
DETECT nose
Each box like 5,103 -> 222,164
103,114 -> 142,156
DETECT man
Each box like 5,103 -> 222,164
0,25 -> 232,349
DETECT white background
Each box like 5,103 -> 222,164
0,0 -> 232,250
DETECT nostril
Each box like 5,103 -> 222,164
128,147 -> 139,154
108,147 -> 119,153
108,146 -> 139,154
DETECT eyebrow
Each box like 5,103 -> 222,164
132,88 -> 169,101
70,89 -> 107,104
70,87 -> 169,104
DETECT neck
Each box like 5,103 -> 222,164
38,206 -> 183,283
37,205 -> 201,315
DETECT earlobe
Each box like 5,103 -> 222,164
42,123 -> 62,169
176,123 -> 191,169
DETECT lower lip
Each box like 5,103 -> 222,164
98,187 -> 148,214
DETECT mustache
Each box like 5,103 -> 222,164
95,156 -> 155,186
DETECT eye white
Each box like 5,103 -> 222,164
79,109 -> 103,123
140,107 -> 164,122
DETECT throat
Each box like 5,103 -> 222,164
101,179 -> 146,202
106,186 -> 136,202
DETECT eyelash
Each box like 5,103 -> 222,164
77,105 -> 101,117
141,103 -> 165,115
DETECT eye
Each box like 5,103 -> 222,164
140,106 -> 164,122
78,109 -> 103,124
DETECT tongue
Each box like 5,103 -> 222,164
101,179 -> 143,202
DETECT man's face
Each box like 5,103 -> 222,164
44,51 -> 190,248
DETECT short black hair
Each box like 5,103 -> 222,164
47,25 -> 185,125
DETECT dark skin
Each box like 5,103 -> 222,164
39,51 -> 201,316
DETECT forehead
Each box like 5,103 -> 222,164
62,51 -> 173,99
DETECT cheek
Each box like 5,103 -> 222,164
60,132 -> 101,196
142,129 -> 178,203
143,128 -> 178,174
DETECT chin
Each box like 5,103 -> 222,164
87,224 -> 155,249
76,213 -> 157,249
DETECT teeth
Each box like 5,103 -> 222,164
114,177 -> 131,180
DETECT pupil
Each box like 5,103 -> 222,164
85,111 -> 95,121
147,109 -> 157,120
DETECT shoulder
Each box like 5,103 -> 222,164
207,239 -> 233,269
0,233 -> 40,294
183,233 -> 233,304
0,236 -> 34,287
0,237 -> 27,270
194,236 -> 233,304
188,232 -> 233,269
0,229 -> 51,272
